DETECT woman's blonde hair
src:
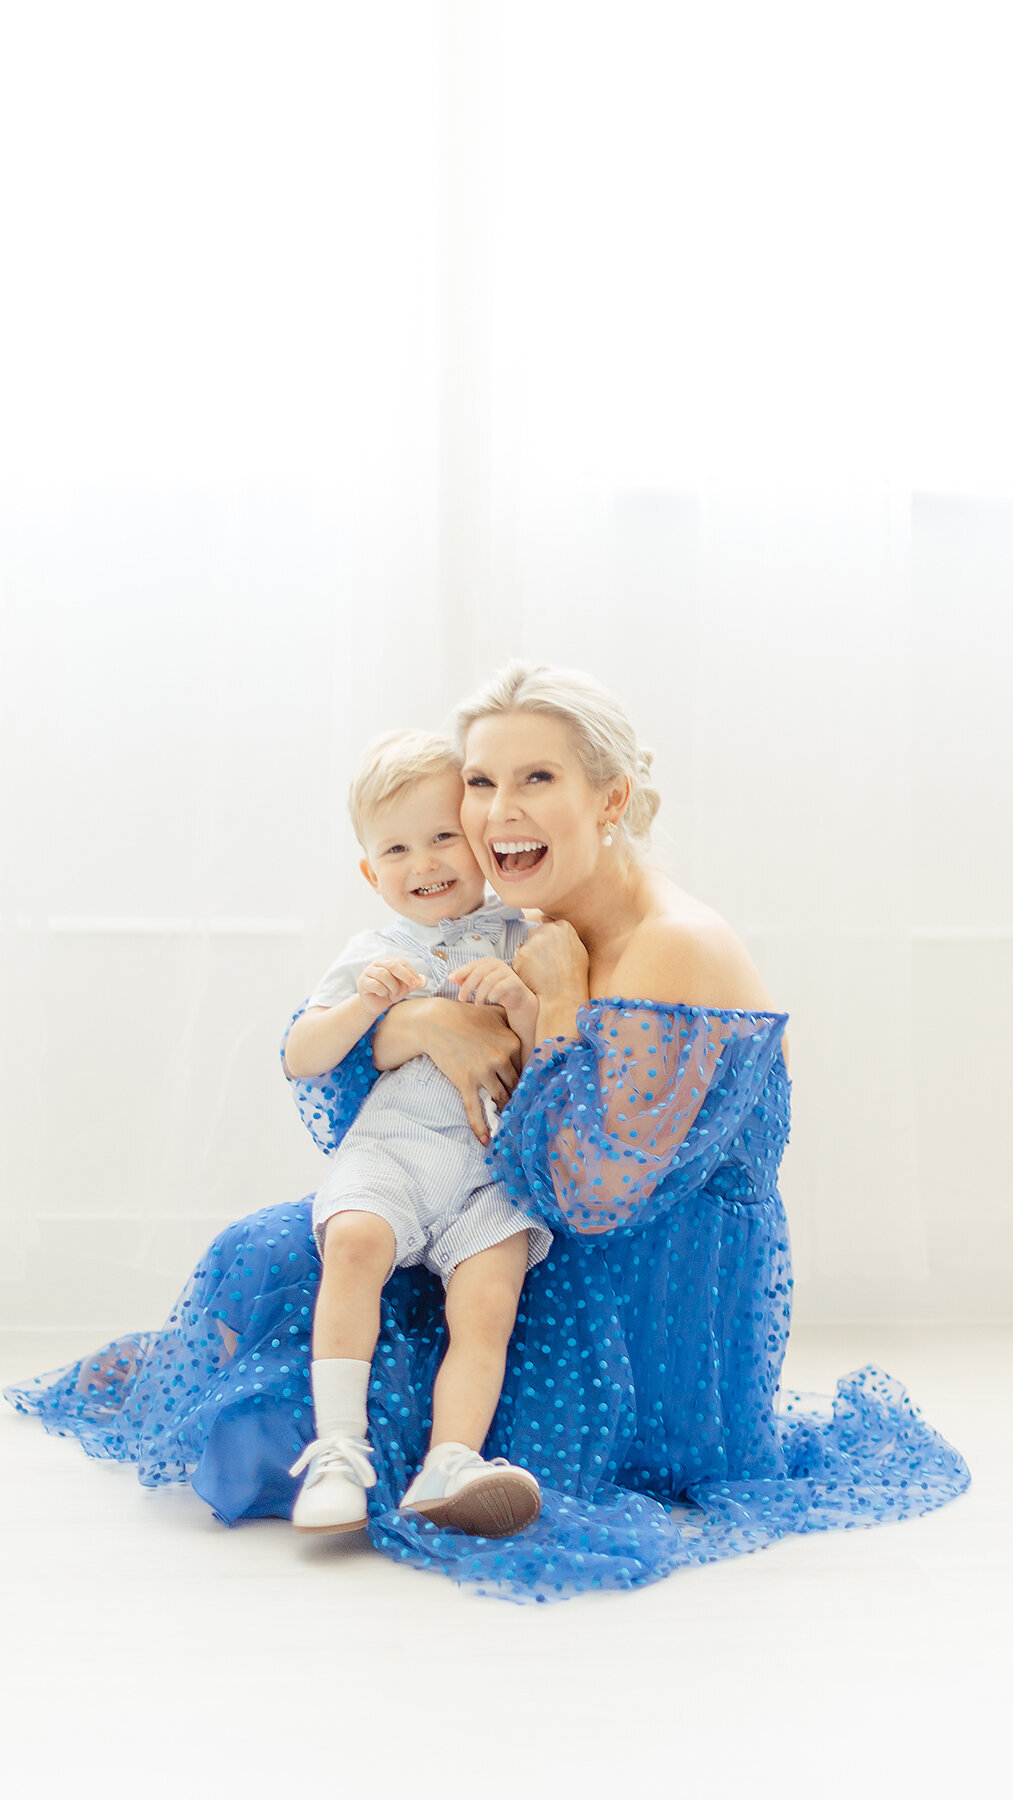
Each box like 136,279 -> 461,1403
453,661 -> 660,843
348,729 -> 461,847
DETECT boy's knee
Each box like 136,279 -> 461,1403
449,1277 -> 520,1345
322,1210 -> 396,1271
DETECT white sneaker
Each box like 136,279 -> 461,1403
289,1433 -> 376,1534
400,1443 -> 541,1538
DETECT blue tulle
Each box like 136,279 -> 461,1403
4,1000 -> 970,1603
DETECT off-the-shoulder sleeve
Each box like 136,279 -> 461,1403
489,1000 -> 789,1235
280,1004 -> 380,1155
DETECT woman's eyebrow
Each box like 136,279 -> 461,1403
461,760 -> 565,778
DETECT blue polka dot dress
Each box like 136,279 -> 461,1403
4,1000 -> 970,1603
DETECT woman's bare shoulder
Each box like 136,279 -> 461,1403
607,892 -> 780,1012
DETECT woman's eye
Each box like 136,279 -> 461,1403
527,770 -> 553,783
465,776 -> 492,788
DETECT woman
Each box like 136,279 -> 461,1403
5,662 -> 970,1603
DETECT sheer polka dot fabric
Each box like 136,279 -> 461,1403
5,1000 -> 970,1603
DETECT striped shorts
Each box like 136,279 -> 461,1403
310,1056 -> 552,1286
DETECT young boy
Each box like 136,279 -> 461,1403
282,730 -> 551,1539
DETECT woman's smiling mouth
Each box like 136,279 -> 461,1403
489,838 -> 548,875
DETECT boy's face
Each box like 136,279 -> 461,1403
360,767 -> 488,924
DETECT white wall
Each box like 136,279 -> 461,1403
2,2 -> 1011,1328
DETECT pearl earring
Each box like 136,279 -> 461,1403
602,822 -> 614,848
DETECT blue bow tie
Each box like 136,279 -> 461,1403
438,911 -> 510,948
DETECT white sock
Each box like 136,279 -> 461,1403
310,1358 -> 371,1440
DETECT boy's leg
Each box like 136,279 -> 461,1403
399,1230 -> 540,1536
430,1229 -> 530,1451
291,1209 -> 396,1532
313,1209 -> 396,1361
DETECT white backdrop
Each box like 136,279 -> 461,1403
2,1 -> 1011,1329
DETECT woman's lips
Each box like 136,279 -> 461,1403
488,839 -> 549,880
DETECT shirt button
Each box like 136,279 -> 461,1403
469,933 -> 482,942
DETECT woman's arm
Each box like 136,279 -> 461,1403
281,1009 -> 382,1156
372,997 -> 525,1146
490,1000 -> 788,1236
488,919 -> 788,1235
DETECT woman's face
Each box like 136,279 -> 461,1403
460,711 -> 607,912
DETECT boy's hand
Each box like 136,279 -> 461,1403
357,956 -> 428,1018
450,958 -> 538,1035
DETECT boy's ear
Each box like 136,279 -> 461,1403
360,857 -> 381,895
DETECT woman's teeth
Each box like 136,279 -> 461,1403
490,839 -> 548,873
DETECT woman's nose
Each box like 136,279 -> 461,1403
487,788 -> 520,823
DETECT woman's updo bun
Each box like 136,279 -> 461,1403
453,661 -> 661,846
626,746 -> 661,840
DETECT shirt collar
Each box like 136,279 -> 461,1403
383,892 -> 525,948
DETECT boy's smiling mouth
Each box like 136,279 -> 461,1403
412,879 -> 457,898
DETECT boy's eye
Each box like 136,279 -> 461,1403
384,845 -> 407,856
434,831 -> 458,842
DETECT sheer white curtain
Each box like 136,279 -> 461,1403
0,1 -> 448,1325
2,1 -> 1010,1327
447,0 -> 1013,1322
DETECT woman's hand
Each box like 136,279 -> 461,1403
512,920 -> 589,1003
512,920 -> 590,1046
371,996 -> 523,1144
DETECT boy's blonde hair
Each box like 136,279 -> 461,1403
348,729 -> 462,847
453,661 -> 661,843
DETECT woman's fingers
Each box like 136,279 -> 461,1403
486,1072 -> 512,1110
419,1002 -> 524,1138
512,919 -> 589,999
460,1084 -> 489,1143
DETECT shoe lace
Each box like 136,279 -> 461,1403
433,1446 -> 489,1481
430,1448 -> 527,1484
288,1433 -> 376,1487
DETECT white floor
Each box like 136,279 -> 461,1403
1,1322 -> 1008,1800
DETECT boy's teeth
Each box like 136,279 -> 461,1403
415,881 -> 453,896
491,839 -> 546,853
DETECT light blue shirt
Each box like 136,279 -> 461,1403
305,893 -> 532,1009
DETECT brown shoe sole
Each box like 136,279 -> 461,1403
404,1472 -> 541,1538
292,1516 -> 368,1535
